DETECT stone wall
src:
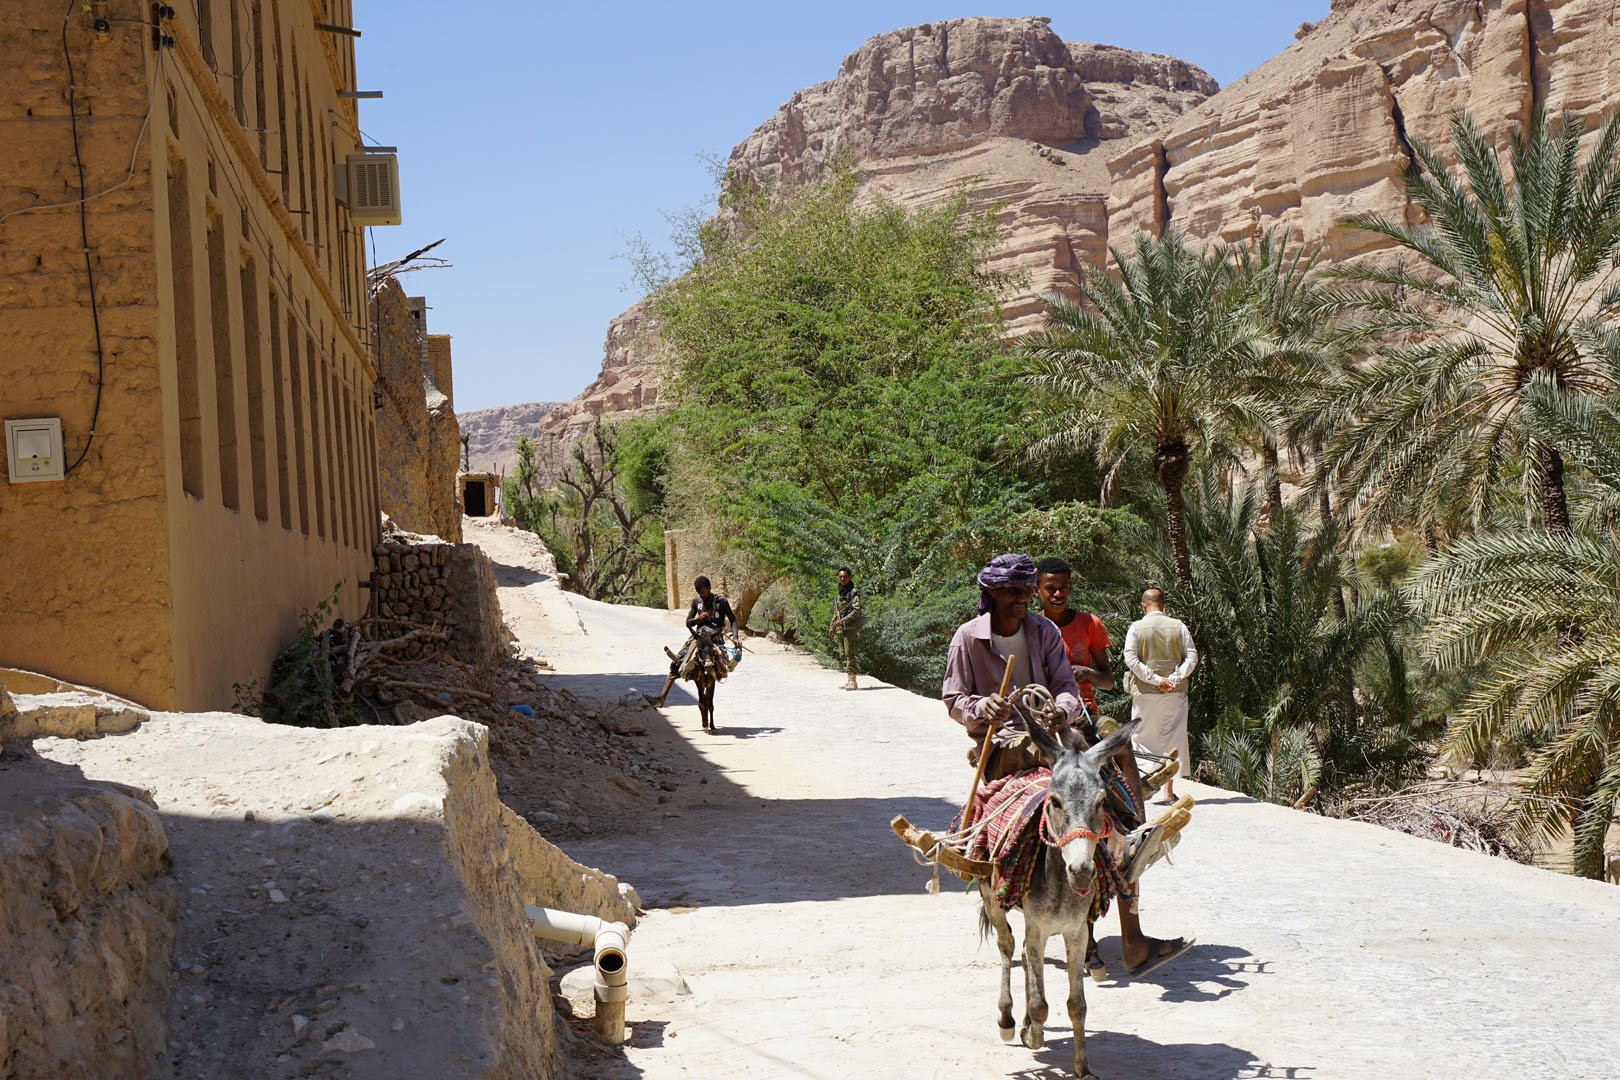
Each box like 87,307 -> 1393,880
0,763 -> 177,1080
371,278 -> 462,542
36,710 -> 639,1080
371,539 -> 507,670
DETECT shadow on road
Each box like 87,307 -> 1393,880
490,561 -> 551,587
569,791 -> 971,907
1016,1029 -> 1312,1079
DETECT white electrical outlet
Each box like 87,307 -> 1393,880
5,418 -> 65,482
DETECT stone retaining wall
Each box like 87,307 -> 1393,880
371,540 -> 507,670
0,767 -> 177,1079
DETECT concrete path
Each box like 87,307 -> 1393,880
468,521 -> 1620,1080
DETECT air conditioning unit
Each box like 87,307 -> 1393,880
337,152 -> 401,225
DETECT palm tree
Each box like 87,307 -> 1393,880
1168,473 -> 1422,804
1228,231 -> 1349,519
1406,383 -> 1620,879
1317,109 -> 1620,538
1022,232 -> 1265,584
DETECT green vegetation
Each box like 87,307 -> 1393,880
513,110 -> 1620,877
614,165 -> 1145,688
237,583 -> 365,728
504,427 -> 665,606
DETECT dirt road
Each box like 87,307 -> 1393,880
469,520 -> 1620,1080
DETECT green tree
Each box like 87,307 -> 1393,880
1170,474 -> 1425,804
647,166 -> 1019,518
1022,231 -> 1266,584
1318,110 -> 1620,538
1227,231 -> 1354,522
504,428 -> 663,605
639,166 -> 1040,681
1406,385 -> 1620,879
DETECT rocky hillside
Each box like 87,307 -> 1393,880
532,0 -> 1620,475
455,400 -> 561,480
525,299 -> 663,481
1106,0 -> 1615,256
528,16 -> 1215,478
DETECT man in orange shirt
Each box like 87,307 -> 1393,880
1035,557 -> 1114,714
1035,556 -> 1192,980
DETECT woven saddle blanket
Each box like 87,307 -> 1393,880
963,767 -> 1123,916
965,768 -> 1050,910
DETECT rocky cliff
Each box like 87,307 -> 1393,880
1107,0 -> 1619,257
529,300 -> 663,482
536,1 -> 1620,472
456,400 -> 561,480
530,17 -> 1214,477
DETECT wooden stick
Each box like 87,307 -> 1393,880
962,655 -> 1016,830
891,815 -> 992,880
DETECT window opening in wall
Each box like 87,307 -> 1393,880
229,0 -> 244,124
206,210 -> 240,512
325,367 -> 345,547
307,333 -> 327,540
364,409 -> 379,543
199,0 -> 216,70
168,153 -> 204,499
292,46 -> 307,237
341,383 -> 359,547
305,93 -> 321,260
268,289 -> 292,528
251,1 -> 266,163
241,257 -> 269,522
272,2 -> 287,202
287,317 -> 310,535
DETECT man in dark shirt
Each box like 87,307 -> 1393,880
656,576 -> 737,707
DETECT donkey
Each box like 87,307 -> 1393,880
688,625 -> 726,732
979,716 -> 1140,1080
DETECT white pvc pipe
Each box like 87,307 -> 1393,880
525,905 -> 632,1045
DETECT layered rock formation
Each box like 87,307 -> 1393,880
1108,0 -> 1619,257
456,400 -> 560,479
537,1 -> 1620,470
531,17 -> 1214,476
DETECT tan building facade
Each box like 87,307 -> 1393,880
0,2 -> 380,709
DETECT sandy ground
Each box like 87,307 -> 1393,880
466,520 -> 1620,1080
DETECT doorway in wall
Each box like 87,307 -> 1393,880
464,480 -> 487,517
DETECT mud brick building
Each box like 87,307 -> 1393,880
0,2 -> 381,708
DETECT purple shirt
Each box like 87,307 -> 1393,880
942,612 -> 1081,743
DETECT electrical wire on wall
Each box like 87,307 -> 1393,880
0,2 -> 171,476
47,2 -> 169,474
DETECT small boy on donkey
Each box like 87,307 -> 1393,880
655,575 -> 739,708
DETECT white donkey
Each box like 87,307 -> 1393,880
979,716 -> 1140,1080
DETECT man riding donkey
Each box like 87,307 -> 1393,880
655,575 -> 739,708
943,553 -> 1193,980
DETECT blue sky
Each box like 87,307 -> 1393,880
351,3 -> 1328,411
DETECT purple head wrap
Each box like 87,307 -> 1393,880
975,553 -> 1037,614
